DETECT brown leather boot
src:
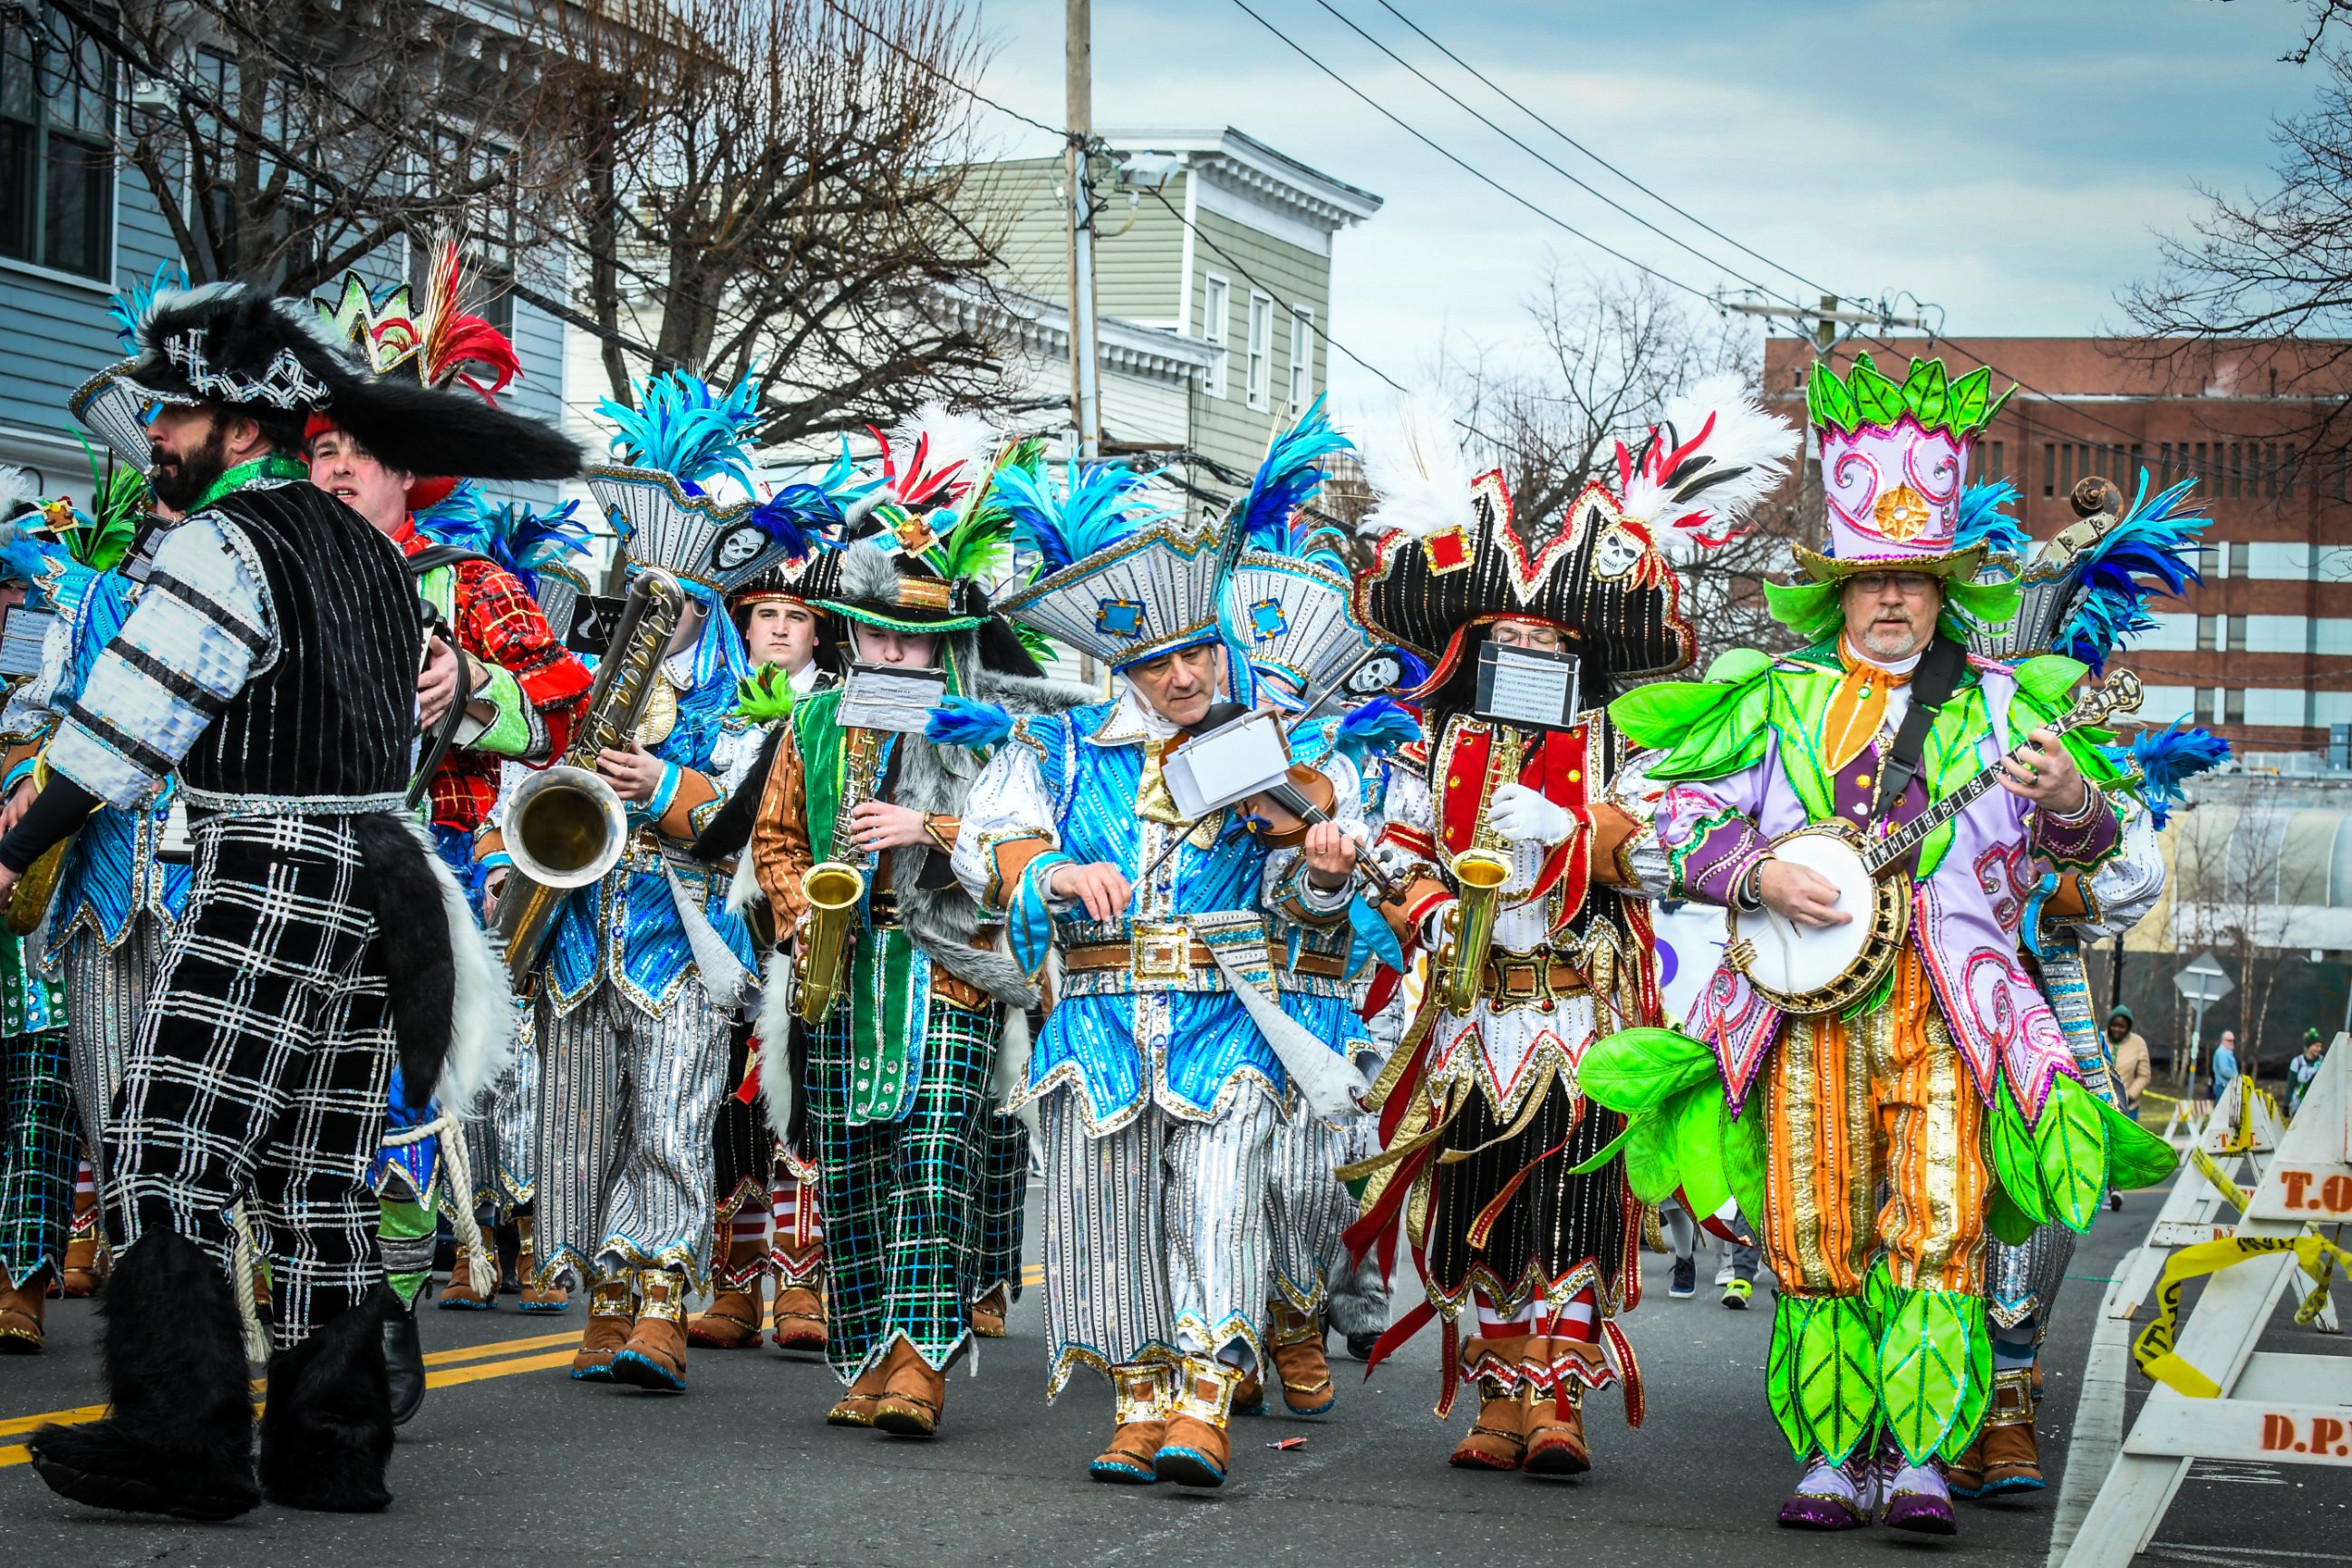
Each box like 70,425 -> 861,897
515,1216 -> 568,1312
1449,1336 -> 1531,1471
873,1337 -> 946,1437
687,1232 -> 768,1348
1945,1430 -> 1989,1498
1522,1366 -> 1591,1477
0,1268 -> 47,1353
569,1275 -> 635,1380
770,1251 -> 827,1352
610,1268 -> 690,1392
970,1282 -> 1010,1338
59,1186 -> 102,1298
439,1246 -> 497,1311
1155,1355 -> 1240,1487
1268,1301 -> 1335,1415
1090,1362 -> 1171,1484
826,1360 -> 891,1427
1973,1369 -> 2045,1495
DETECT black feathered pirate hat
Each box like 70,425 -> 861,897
119,282 -> 582,484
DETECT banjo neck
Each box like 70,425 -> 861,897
1855,670 -> 2143,876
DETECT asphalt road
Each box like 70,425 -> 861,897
0,1183 -> 2342,1568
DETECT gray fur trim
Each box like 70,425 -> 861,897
883,666 -> 1100,1006
836,538 -> 905,607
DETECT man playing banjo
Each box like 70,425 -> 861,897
1604,355 -> 2173,1537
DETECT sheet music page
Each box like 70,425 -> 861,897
837,665 -> 948,733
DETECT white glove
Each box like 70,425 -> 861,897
1486,782 -> 1578,847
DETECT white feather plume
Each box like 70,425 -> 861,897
887,400 -> 999,507
1617,373 -> 1797,547
0,465 -> 36,528
1354,388 -> 1477,540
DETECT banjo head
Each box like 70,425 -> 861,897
1727,825 -> 1909,1016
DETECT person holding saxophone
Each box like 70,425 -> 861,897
1341,381 -> 1794,1483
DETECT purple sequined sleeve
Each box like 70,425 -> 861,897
2031,787 -> 2122,870
1656,784 -> 1774,906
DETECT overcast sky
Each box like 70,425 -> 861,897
970,0 -> 2327,411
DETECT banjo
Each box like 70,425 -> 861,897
1726,669 -> 2142,1016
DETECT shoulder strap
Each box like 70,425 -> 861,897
405,544 -> 496,576
1872,634 -> 1966,821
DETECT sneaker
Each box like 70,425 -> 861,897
1714,1257 -> 1737,1287
1670,1257 -> 1697,1298
1721,1277 -> 1753,1309
1776,1447 -> 1877,1530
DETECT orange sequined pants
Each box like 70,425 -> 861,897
1761,950 -> 1988,1299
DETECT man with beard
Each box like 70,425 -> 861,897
0,285 -> 575,1521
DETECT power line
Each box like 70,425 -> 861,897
1225,0 -> 1724,306
1370,0 -> 1837,301
817,0 -> 1073,143
1308,0 -> 1805,310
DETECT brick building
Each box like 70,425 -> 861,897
1762,335 -> 2352,757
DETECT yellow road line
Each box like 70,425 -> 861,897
0,1331 -> 587,1468
1021,1263 -> 1042,1285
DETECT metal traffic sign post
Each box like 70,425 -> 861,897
2172,952 -> 2234,1108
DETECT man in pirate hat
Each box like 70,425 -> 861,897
1344,380 -> 1793,1481
0,281 -> 573,1518
1596,356 -> 2178,1534
305,242 -> 595,1416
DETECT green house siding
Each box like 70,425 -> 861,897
1188,208 -> 1329,478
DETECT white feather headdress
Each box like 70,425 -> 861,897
1614,373 -> 1797,550
1354,388 -> 1477,541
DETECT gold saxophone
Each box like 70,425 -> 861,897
490,568 -> 686,984
1437,721 -> 1524,1013
4,756 -> 71,938
795,723 -> 885,1025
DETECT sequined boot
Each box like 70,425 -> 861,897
1267,1301 -> 1335,1415
609,1267 -> 690,1392
568,1274 -> 635,1381
1090,1362 -> 1171,1484
1154,1356 -> 1241,1488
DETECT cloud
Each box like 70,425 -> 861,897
967,0 -> 2321,407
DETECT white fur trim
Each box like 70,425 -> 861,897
725,851 -> 763,915
408,818 -> 516,1115
756,949 -> 796,1147
0,465 -> 34,521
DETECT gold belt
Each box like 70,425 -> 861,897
1061,941 -> 1349,982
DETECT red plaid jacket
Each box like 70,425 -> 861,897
398,518 -> 594,837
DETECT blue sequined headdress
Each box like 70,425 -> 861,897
1224,397 -> 1381,707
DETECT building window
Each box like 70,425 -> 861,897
1287,305 -> 1314,411
0,2 -> 116,281
1245,291 -> 1273,411
2228,614 -> 2247,653
2043,442 -> 2055,499
2210,688 -> 2245,726
2198,615 -> 2216,652
1200,274 -> 1229,400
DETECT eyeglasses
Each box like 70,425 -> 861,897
1845,572 -> 1939,597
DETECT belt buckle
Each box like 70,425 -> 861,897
1131,922 -> 1193,984
1498,961 -> 1541,1002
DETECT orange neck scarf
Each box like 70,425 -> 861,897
1820,639 -> 1915,773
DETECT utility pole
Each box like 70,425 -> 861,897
1064,0 -> 1102,462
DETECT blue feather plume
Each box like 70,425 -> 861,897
2057,470 -> 2208,673
1238,394 -> 1350,547
992,460 -> 1175,574
602,373 -> 763,494
925,695 -> 1014,750
411,479 -> 490,551
1954,479 -> 2028,557
108,261 -> 189,352
1333,696 -> 1422,769
2104,716 -> 2231,828
483,499 -> 594,597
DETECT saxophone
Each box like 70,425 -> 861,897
4,756 -> 71,938
795,723 -> 885,1025
490,568 -> 686,984
1437,721 -> 1524,1013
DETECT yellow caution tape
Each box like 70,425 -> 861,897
2189,1145 -> 2251,1212
2135,1231 -> 2352,1398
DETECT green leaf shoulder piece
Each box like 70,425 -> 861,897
2096,1096 -> 2181,1190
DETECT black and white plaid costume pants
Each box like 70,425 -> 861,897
107,808 -> 397,1350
